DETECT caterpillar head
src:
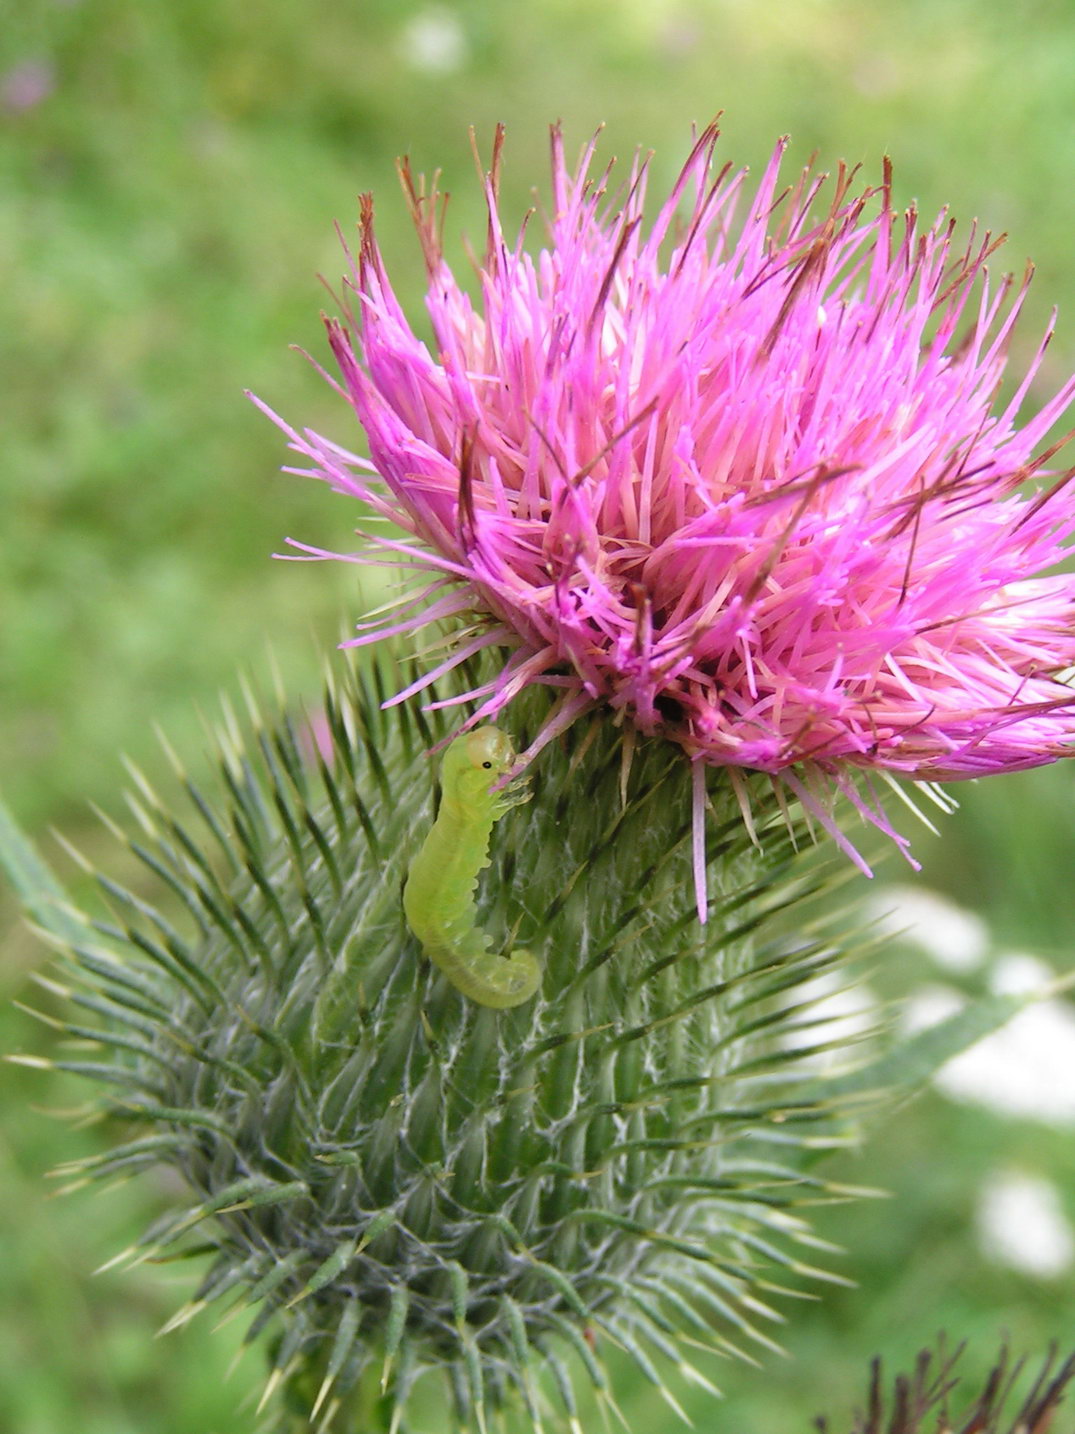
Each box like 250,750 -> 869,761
441,727 -> 516,806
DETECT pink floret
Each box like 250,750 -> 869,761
260,124 -> 1075,909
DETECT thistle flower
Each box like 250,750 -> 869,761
261,123 -> 1075,901
10,123 -> 1074,1434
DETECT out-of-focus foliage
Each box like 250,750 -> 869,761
3,1 -> 1075,1431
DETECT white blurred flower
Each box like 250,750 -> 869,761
398,7 -> 468,75
865,885 -> 988,972
989,952 -> 1054,996
901,975 -> 1075,1126
901,984 -> 965,1036
780,971 -> 878,1072
977,1170 -> 1075,1278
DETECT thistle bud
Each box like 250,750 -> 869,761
38,658 -> 860,1430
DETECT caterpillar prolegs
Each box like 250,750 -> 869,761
403,728 -> 540,1009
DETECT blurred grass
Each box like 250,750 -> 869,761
4,0 -> 1075,1429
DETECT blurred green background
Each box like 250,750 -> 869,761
4,0 -> 1075,1429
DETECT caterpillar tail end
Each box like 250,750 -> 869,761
474,949 -> 541,1010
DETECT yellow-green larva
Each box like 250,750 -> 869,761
403,728 -> 540,1009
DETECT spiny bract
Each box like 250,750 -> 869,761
40,658 -> 869,1432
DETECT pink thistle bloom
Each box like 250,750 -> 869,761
258,124 -> 1075,914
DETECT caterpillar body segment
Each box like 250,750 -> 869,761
403,729 -> 539,1009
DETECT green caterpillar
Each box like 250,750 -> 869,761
403,728 -> 540,1009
